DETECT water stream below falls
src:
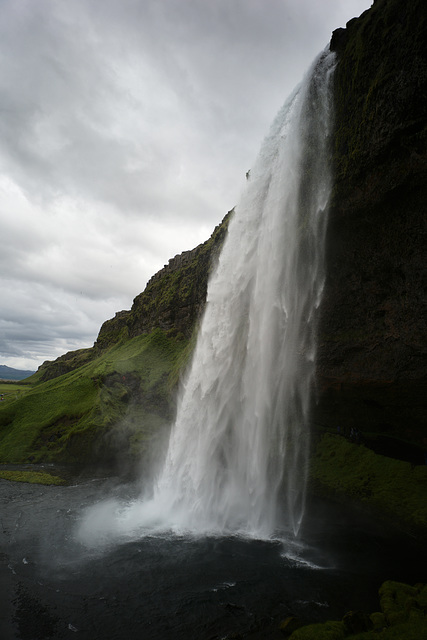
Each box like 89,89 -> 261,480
1,477 -> 425,640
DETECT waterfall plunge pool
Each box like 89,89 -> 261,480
1,476 -> 425,640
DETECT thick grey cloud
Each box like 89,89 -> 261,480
0,0 -> 371,370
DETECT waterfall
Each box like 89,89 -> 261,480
78,49 -> 337,546
147,49 -> 337,538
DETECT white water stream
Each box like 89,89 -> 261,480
78,49 -> 336,545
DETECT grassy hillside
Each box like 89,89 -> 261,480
0,381 -> 33,398
287,581 -> 427,639
310,433 -> 427,536
0,214 -> 229,472
0,329 -> 189,470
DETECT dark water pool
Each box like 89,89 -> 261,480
0,477 -> 425,640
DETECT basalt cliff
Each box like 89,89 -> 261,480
316,0 -> 426,453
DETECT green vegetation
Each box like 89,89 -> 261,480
287,581 -> 427,639
167,327 -> 198,389
127,211 -> 231,344
311,434 -> 427,533
36,348 -> 95,383
0,381 -> 33,401
0,470 -> 65,485
0,328 -> 188,467
0,214 -> 230,470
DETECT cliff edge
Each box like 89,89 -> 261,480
315,0 -> 427,450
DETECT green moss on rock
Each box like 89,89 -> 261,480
310,434 -> 427,534
287,582 -> 427,639
0,470 -> 65,485
289,620 -> 346,640
126,211 -> 231,341
0,329 -> 188,469
0,213 -> 230,470
36,212 -> 230,387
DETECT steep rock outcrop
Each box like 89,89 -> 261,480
94,211 -> 231,348
316,0 -> 427,447
38,348 -> 94,382
127,211 -> 230,340
38,212 -> 231,382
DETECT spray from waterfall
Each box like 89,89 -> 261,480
152,49 -> 336,538
78,48 -> 337,545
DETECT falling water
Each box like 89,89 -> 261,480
78,49 -> 337,546
146,49 -> 337,538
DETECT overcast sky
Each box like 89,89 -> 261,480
0,0 -> 371,371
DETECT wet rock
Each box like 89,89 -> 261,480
317,0 -> 427,449
342,609 -> 373,634
279,615 -> 305,636
329,28 -> 347,52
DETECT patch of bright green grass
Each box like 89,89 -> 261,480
311,434 -> 427,531
0,470 -> 65,485
0,382 -> 33,401
168,328 -> 197,390
0,370 -> 98,463
0,329 -> 188,465
97,327 -> 188,381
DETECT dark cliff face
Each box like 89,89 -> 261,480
316,0 -> 427,447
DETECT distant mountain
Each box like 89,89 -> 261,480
0,365 -> 35,381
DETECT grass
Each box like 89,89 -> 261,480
287,582 -> 427,640
0,470 -> 65,485
311,434 -> 427,532
0,381 -> 33,401
0,328 -> 188,466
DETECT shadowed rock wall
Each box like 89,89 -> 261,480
38,212 -> 231,382
315,0 -> 427,447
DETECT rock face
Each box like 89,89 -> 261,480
94,211 -> 231,349
315,0 -> 427,447
127,213 -> 230,340
38,212 -> 231,381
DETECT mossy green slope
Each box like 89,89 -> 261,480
36,211 -> 230,385
0,470 -> 65,485
311,434 -> 427,534
0,329 -> 187,468
96,210 -> 231,350
0,213 -> 230,469
288,581 -> 427,640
